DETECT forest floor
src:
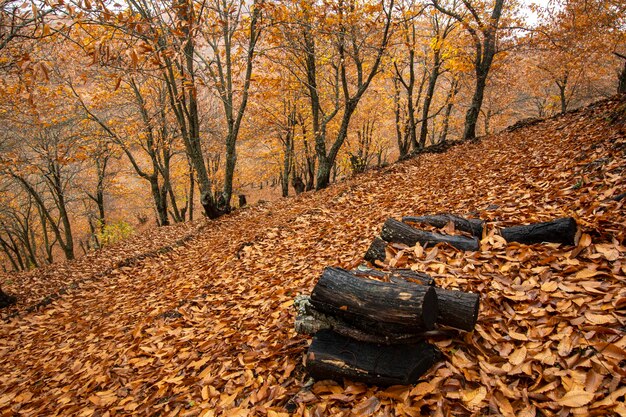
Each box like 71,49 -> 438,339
1,97 -> 626,416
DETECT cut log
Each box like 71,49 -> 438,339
0,288 -> 17,309
294,295 -> 426,344
364,236 -> 387,264
305,329 -> 442,386
388,276 -> 479,331
310,267 -> 438,334
402,213 -> 485,237
381,218 -> 480,251
500,217 -> 579,246
353,265 -> 435,286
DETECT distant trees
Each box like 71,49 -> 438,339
274,0 -> 395,190
526,0 -> 625,113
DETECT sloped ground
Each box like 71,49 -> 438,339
0,97 -> 625,416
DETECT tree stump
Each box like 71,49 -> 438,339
310,267 -> 438,334
500,217 -> 579,245
305,329 -> 442,386
381,218 -> 480,251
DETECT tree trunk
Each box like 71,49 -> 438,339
619,59 -> 626,94
223,135 -> 237,212
439,79 -> 458,143
500,217 -> 579,246
305,330 -> 442,386
557,75 -> 568,114
393,79 -> 411,159
381,218 -> 480,251
52,175 -> 75,261
187,162 -> 195,222
463,68 -> 488,141
310,267 -> 438,335
150,177 -> 169,227
315,153 -> 333,190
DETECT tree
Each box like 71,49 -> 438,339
72,76 -> 181,228
276,0 -> 394,189
200,0 -> 263,210
431,0 -> 505,140
530,0 -> 626,111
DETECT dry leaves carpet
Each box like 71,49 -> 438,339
1,98 -> 625,416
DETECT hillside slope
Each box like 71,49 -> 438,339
1,97 -> 625,416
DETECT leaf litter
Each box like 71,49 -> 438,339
0,98 -> 625,416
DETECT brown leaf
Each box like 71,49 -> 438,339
557,390 -> 594,407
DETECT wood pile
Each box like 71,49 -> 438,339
295,213 -> 580,386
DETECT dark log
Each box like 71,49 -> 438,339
0,288 -> 17,309
364,236 -> 387,264
500,217 -> 579,246
294,295 -> 427,344
353,265 -> 435,286
310,267 -> 438,334
388,276 -> 479,331
381,218 -> 480,251
611,192 -> 625,202
402,213 -> 484,237
238,194 -> 247,207
305,329 -> 442,386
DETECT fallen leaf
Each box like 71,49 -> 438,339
558,390 -> 594,407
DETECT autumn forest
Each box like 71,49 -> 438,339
0,0 -> 623,271
1,0 -> 626,414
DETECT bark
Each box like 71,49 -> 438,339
364,236 -> 387,264
464,67 -> 489,141
187,161 -> 194,222
556,74 -> 569,114
85,154 -> 108,232
352,265 -> 435,286
500,217 -> 579,246
294,295 -> 427,344
393,78 -> 411,159
0,288 -> 17,309
305,329 -> 442,386
614,52 -> 626,94
279,103 -> 297,197
389,276 -> 480,331
419,49 -> 442,147
310,267 -> 438,334
381,218 -> 480,251
402,213 -> 484,237
439,79 -> 459,143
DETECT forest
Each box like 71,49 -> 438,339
0,0 -> 624,270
